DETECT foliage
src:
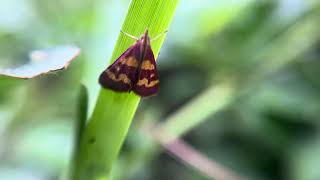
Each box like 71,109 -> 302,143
0,0 -> 320,180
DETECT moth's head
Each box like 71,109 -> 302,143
140,29 -> 151,45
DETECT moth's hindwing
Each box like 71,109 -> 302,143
133,45 -> 159,97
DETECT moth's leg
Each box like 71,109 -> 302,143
151,30 -> 168,42
120,30 -> 139,40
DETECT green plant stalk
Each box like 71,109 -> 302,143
70,85 -> 88,180
158,83 -> 234,142
73,1 -> 179,179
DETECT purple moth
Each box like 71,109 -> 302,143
99,29 -> 167,97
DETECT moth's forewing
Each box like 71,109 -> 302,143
133,45 -> 159,97
99,43 -> 141,91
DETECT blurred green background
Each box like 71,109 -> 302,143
1,0 -> 320,180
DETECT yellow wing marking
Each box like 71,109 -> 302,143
121,56 -> 138,67
106,70 -> 131,84
136,78 -> 159,88
141,60 -> 155,70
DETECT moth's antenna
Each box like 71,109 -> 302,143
151,30 -> 168,42
120,30 -> 139,40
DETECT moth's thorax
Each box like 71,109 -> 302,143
137,30 -> 151,60
139,31 -> 151,47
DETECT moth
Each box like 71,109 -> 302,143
99,29 -> 166,97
